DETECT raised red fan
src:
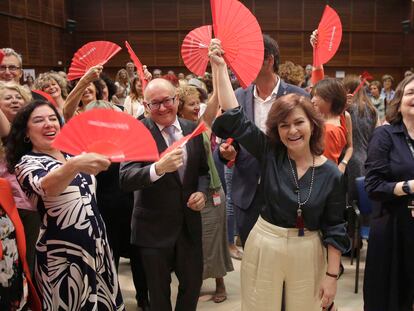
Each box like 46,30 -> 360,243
181,25 -> 212,77
0,49 -> 4,64
210,0 -> 264,88
125,41 -> 148,91
67,41 -> 122,81
313,5 -> 342,67
52,109 -> 159,162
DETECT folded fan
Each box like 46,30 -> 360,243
313,5 -> 342,67
161,122 -> 207,157
125,41 -> 148,91
67,41 -> 122,81
52,109 -> 159,162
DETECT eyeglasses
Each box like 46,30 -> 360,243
0,65 -> 21,72
147,96 -> 176,111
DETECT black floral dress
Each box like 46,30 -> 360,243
15,152 -> 125,311
0,204 -> 27,311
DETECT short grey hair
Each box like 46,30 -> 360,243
1,48 -> 23,66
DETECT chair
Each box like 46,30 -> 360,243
351,176 -> 373,293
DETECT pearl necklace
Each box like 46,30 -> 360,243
287,155 -> 315,236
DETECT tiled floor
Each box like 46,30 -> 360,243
118,244 -> 366,311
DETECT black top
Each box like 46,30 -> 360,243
212,107 -> 349,253
365,122 -> 414,207
363,122 -> 414,311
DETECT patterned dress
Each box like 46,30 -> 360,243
15,152 -> 124,311
0,205 -> 27,310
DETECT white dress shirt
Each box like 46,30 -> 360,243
253,78 -> 280,132
150,118 -> 187,182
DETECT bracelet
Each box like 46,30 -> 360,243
326,271 -> 339,279
340,160 -> 348,166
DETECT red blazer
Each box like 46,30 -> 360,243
0,178 -> 41,311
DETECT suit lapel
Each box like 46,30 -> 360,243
276,79 -> 289,99
245,85 -> 255,122
146,118 -> 168,154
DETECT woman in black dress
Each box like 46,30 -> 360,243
364,74 -> 414,311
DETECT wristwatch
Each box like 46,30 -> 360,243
402,181 -> 413,195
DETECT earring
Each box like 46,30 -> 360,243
23,136 -> 30,143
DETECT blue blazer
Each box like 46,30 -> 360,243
231,80 -> 309,211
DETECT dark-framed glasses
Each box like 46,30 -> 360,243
147,96 -> 175,111
0,65 -> 21,72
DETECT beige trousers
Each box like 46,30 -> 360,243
241,216 -> 327,311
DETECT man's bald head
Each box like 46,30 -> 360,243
144,78 -> 176,101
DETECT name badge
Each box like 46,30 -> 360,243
408,200 -> 414,209
212,192 -> 221,206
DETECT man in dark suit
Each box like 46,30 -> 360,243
219,34 -> 310,247
119,78 -> 209,311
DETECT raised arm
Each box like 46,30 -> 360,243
63,65 -> 103,121
208,39 -> 238,111
310,30 -> 325,85
200,65 -> 219,128
0,109 -> 10,138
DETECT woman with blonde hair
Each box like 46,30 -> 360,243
124,76 -> 145,119
0,82 -> 31,123
34,71 -> 68,116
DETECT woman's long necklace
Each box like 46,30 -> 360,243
287,155 -> 315,236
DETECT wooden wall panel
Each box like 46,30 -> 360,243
376,2 -> 404,32
350,33 -> 374,66
374,34 -> 403,66
352,0 -> 376,31
9,19 -> 27,59
41,0 -> 55,24
255,0 -> 278,30
102,0 -> 127,31
279,1 -> 303,30
178,0 -> 204,29
278,32 -> 303,65
153,0 -> 178,29
10,0 -> 25,16
154,32 -> 180,66
73,0 -> 103,31
53,0 -> 66,26
128,1 -> 154,30
26,0 -> 41,20
26,21 -> 42,65
303,0 -> 326,31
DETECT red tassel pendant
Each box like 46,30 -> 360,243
296,208 -> 304,236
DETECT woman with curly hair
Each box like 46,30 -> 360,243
35,71 -> 68,116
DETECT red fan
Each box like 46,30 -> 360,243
32,90 -> 57,107
210,0 -> 264,88
125,41 -> 148,91
353,71 -> 374,95
0,50 -> 4,64
181,25 -> 212,77
67,41 -> 122,81
161,122 -> 207,157
52,109 -> 159,162
313,5 -> 342,67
